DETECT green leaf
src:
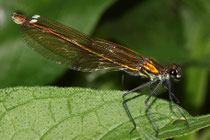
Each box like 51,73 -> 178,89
0,0 -> 116,88
0,87 -> 209,139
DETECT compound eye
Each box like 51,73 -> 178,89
170,69 -> 178,77
169,64 -> 182,81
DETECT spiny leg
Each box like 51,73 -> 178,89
167,80 -> 189,128
145,80 -> 163,137
123,80 -> 156,134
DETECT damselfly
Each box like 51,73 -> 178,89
11,13 -> 189,136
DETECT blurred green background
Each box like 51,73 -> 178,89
0,0 -> 209,139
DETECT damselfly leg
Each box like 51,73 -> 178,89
123,78 -> 189,137
167,80 -> 189,128
144,80 -> 163,137
122,79 -> 157,134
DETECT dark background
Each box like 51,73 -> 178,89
0,0 -> 209,139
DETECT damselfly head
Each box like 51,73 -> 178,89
12,13 -> 25,24
169,64 -> 182,82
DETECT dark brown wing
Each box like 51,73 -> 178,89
20,14 -> 143,72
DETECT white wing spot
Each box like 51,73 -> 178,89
109,49 -> 114,53
72,39 -> 78,44
32,15 -> 40,19
30,19 -> 37,23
